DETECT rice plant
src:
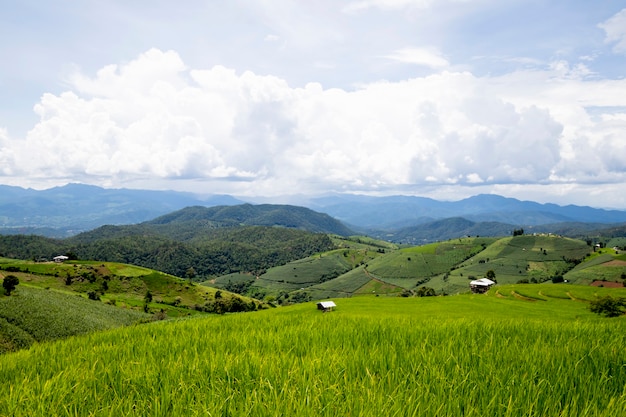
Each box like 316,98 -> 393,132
0,294 -> 624,416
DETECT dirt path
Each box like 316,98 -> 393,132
511,291 -> 536,301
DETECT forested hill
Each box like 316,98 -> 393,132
67,204 -> 353,244
0,204 -> 351,279
145,204 -> 354,236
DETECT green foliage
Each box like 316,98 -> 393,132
416,286 -> 436,297
2,275 -> 19,295
0,317 -> 35,353
0,295 -> 624,415
0,225 -> 336,279
0,286 -> 147,346
589,296 -> 626,317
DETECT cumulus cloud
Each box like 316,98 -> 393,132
2,49 -> 626,198
599,8 -> 626,54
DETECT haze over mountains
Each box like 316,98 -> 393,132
1,184 -> 626,242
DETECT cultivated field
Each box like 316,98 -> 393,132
0,285 -> 624,416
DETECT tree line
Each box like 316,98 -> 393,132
0,226 -> 335,280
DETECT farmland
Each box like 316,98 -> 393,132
203,235 -> 626,301
0,257 -> 263,352
0,257 -> 261,315
0,285 -> 624,416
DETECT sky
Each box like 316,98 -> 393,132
1,0 -> 626,208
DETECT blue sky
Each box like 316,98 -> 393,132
1,0 -> 626,208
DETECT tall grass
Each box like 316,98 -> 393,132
0,295 -> 624,416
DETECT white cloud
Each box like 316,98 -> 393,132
384,47 -> 450,68
343,0 -> 433,12
2,49 -> 626,205
343,0 -> 477,12
599,8 -> 626,53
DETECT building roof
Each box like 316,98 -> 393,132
470,278 -> 495,286
317,301 -> 336,308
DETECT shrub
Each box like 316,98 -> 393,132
589,296 -> 626,317
416,287 -> 436,297
87,290 -> 101,301
2,275 -> 19,296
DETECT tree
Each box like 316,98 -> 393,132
186,267 -> 196,283
2,275 -> 19,295
144,290 -> 153,303
486,270 -> 496,282
416,287 -> 436,297
87,290 -> 101,301
589,296 -> 626,317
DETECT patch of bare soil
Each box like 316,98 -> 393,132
590,280 -> 624,288
602,260 -> 626,266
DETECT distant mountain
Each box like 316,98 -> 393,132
145,204 -> 354,236
3,184 -> 626,238
0,183 -> 244,236
309,194 -> 626,229
370,217 -> 517,244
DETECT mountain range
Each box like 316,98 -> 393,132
1,184 -> 626,240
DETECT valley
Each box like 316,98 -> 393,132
1,193 -> 626,415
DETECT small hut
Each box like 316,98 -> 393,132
470,278 -> 495,294
317,301 -> 336,312
53,255 -> 69,263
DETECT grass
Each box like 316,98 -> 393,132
0,286 -> 147,353
0,289 -> 624,416
0,258 -> 259,315
565,249 -> 626,285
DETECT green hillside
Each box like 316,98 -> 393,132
0,257 -> 261,314
564,247 -> 626,285
426,235 -> 593,294
0,225 -> 336,279
204,235 -> 621,301
0,286 -> 624,416
0,256 -> 266,353
0,286 -> 147,354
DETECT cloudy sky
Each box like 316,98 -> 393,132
1,1 -> 626,208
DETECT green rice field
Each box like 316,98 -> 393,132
0,285 -> 624,416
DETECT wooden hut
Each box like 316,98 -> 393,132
317,301 -> 336,312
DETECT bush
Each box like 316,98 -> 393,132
87,290 -> 101,301
2,275 -> 19,296
589,296 -> 626,317
416,287 -> 436,297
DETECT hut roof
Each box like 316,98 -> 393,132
470,278 -> 495,287
317,301 -> 336,309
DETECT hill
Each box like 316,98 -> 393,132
372,217 -> 516,244
0,183 -> 243,237
144,204 -> 354,236
208,234 -> 624,301
3,183 -> 626,239
0,287 -> 624,415
0,256 -> 264,352
0,203 -> 345,279
0,285 -> 148,354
